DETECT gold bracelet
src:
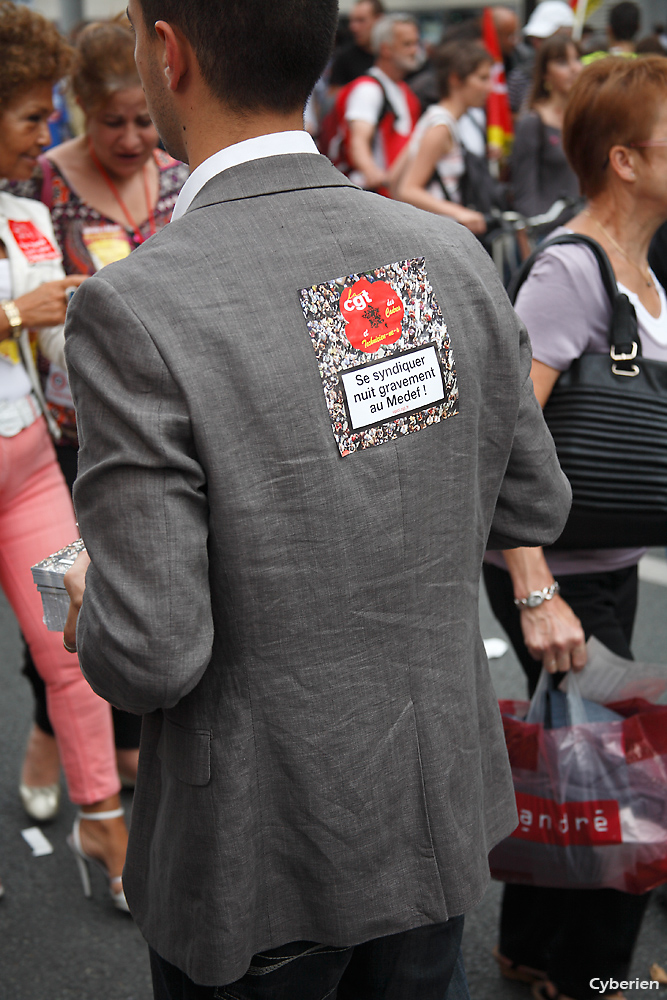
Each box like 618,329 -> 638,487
0,299 -> 23,339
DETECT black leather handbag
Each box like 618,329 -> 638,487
509,233 -> 667,549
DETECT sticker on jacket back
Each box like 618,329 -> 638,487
299,257 -> 458,457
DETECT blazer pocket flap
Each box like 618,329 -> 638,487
157,718 -> 211,786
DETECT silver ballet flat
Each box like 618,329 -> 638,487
19,782 -> 61,822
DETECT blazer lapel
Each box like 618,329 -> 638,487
186,153 -> 358,212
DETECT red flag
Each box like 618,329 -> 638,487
482,7 -> 514,159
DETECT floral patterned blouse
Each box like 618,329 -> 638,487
33,148 -> 188,276
11,148 -> 188,443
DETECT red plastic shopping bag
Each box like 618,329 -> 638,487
489,669 -> 667,893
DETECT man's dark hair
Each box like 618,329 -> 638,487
609,1 -> 640,41
138,0 -> 339,112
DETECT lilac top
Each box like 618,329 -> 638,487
487,228 -> 667,576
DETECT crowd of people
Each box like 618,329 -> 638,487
312,0 -> 667,246
0,0 -> 666,998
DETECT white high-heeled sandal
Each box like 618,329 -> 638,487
67,807 -> 130,913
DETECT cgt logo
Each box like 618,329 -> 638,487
342,288 -> 373,312
339,277 -> 405,354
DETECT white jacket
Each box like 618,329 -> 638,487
0,190 -> 67,437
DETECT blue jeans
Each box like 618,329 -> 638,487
150,916 -> 469,1000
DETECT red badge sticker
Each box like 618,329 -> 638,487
339,277 -> 404,354
8,220 -> 60,262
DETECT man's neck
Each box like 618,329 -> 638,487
608,37 -> 634,52
374,58 -> 404,83
183,110 -> 305,173
440,94 -> 467,120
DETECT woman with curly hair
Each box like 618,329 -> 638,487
0,1 -> 128,909
16,15 -> 187,825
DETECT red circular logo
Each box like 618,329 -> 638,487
339,278 -> 404,354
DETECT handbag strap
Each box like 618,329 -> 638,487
429,169 -> 450,201
507,233 -> 640,361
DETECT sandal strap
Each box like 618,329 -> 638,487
77,807 -> 125,821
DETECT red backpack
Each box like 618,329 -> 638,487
318,75 -> 421,195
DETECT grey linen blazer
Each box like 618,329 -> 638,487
65,153 -> 570,986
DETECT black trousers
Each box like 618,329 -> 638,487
149,917 -> 466,1000
483,561 -> 650,999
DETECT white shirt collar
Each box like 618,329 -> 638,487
171,130 -> 319,221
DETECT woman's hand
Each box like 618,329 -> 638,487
14,275 -> 87,330
63,549 -> 91,653
520,594 -> 587,673
456,207 -> 487,235
502,545 -> 587,673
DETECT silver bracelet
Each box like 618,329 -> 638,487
513,581 -> 560,609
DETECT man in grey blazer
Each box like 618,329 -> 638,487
62,0 -> 571,996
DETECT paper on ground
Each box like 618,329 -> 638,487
484,637 -> 509,660
21,827 -> 54,857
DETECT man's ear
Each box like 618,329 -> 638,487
154,20 -> 188,92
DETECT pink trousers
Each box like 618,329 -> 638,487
0,417 -> 119,805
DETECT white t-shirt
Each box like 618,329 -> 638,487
406,104 -> 465,203
344,67 -> 413,181
458,108 -> 487,158
617,277 -> 667,349
344,67 -> 414,136
0,258 -> 32,402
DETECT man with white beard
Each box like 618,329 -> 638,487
342,13 -> 422,194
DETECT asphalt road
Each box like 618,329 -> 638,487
0,560 -> 666,1000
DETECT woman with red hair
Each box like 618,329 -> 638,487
486,55 -> 667,1000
